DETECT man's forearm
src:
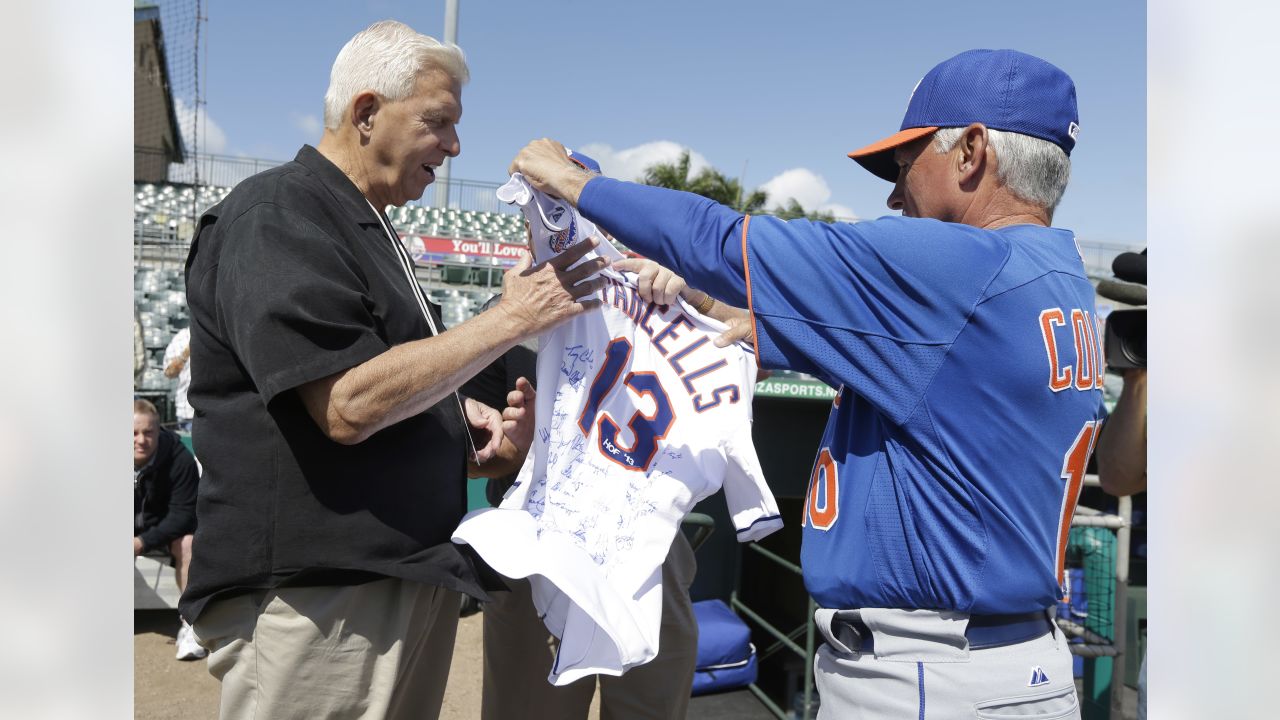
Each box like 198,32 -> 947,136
301,304 -> 533,445
578,178 -> 750,307
301,233 -> 608,445
1097,371 -> 1147,496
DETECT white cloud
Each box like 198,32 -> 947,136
575,141 -> 711,182
292,113 -> 323,138
759,167 -> 860,220
173,97 -> 227,155
759,168 -> 830,211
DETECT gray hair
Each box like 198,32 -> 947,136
932,126 -> 1071,213
323,20 -> 469,131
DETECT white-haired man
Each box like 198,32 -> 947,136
510,49 -> 1100,719
181,20 -> 608,720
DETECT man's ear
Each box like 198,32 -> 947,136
351,91 -> 379,136
956,122 -> 988,186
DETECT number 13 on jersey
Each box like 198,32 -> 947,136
578,337 -> 676,472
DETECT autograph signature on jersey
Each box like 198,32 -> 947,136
561,345 -> 596,389
559,435 -> 588,478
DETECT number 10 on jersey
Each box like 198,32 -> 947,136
803,418 -> 1103,586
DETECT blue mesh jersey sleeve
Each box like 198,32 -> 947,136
743,215 -> 1010,425
577,180 -> 1013,423
577,177 -> 750,307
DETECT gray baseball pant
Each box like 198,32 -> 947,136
813,607 -> 1080,719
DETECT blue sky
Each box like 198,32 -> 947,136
188,0 -> 1145,247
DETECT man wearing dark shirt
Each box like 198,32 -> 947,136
133,398 -> 203,660
181,21 -> 607,720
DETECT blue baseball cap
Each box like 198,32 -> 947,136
568,149 -> 602,175
848,49 -> 1080,182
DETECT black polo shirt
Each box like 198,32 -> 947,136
180,145 -> 487,622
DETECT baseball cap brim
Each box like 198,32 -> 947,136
847,126 -> 939,182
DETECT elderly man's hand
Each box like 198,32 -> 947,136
467,378 -> 537,478
509,138 -> 595,205
613,258 -> 686,307
133,536 -> 144,557
501,377 -> 537,453
703,304 -> 771,381
463,398 -> 505,465
497,238 -> 608,337
711,310 -> 755,348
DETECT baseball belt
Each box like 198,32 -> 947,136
835,609 -> 1054,653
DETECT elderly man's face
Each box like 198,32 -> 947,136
368,69 -> 462,207
134,412 -> 159,469
887,135 -> 954,221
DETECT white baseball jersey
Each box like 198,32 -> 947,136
452,175 -> 782,685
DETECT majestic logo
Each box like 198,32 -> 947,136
548,216 -> 578,254
549,205 -> 566,223
1028,666 -> 1050,687
1067,122 -> 1080,141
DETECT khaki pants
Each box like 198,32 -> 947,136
192,577 -> 460,720
481,534 -> 698,720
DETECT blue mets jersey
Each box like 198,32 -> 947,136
579,178 -> 1105,614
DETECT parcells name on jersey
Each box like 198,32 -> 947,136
599,275 -> 743,413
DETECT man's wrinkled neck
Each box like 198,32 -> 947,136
318,131 -> 381,207
962,189 -> 1051,230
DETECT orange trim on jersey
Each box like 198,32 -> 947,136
741,215 -> 762,368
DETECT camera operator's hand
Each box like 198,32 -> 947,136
1097,368 -> 1147,497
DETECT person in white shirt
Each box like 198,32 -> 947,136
162,326 -> 192,430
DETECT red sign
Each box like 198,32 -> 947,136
402,235 -> 526,267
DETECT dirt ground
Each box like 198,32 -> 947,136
134,609 -> 597,720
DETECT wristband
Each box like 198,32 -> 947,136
695,293 -> 715,315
